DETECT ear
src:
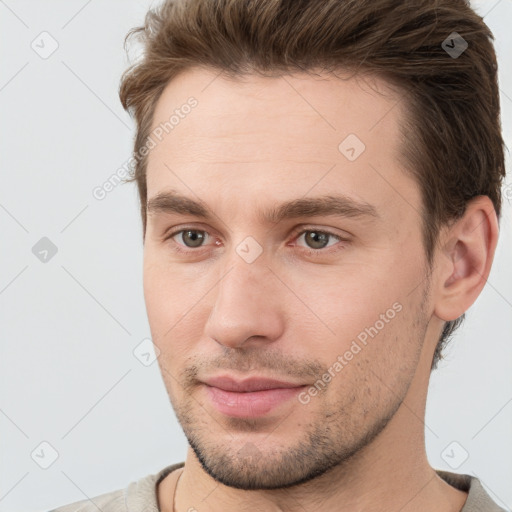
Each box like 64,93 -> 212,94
433,196 -> 499,322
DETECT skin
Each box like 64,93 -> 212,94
142,67 -> 499,512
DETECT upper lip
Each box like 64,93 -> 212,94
202,375 -> 306,392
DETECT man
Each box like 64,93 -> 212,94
51,0 -> 507,510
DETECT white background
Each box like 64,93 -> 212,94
0,1 -> 511,511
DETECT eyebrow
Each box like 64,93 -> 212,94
146,190 -> 379,224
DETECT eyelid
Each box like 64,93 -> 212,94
163,223 -> 217,241
289,225 -> 351,241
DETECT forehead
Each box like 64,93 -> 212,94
145,67 -> 421,226
149,66 -> 402,152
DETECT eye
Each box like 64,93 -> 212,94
295,229 -> 342,250
169,229 -> 211,249
164,226 -> 347,257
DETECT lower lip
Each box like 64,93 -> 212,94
204,384 -> 306,418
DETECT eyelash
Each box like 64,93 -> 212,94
164,227 -> 348,257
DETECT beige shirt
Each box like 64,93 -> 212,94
49,462 -> 506,512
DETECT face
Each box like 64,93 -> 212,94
143,67 -> 432,490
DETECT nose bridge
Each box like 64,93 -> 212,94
204,252 -> 284,349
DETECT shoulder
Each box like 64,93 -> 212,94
47,462 -> 185,512
436,469 -> 507,512
47,488 -> 125,512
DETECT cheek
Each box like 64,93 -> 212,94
283,266 -> 400,334
282,259 -> 421,368
143,256 -> 183,342
311,308 -> 422,418
143,255 -> 214,357
143,247 -> 196,311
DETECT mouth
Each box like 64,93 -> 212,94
201,375 -> 308,418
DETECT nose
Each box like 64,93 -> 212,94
203,257 -> 286,350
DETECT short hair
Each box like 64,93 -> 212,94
119,0 -> 506,370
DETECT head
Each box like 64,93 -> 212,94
119,0 -> 505,490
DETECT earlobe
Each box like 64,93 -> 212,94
434,196 -> 499,322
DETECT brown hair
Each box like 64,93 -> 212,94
119,0 -> 506,370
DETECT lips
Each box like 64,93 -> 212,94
202,375 -> 305,392
201,375 -> 307,418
